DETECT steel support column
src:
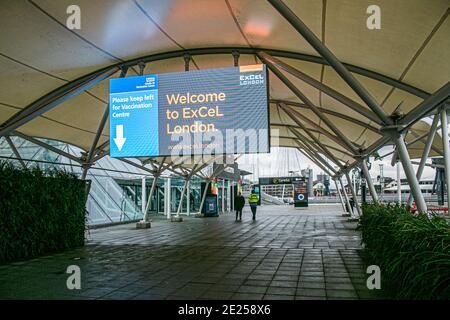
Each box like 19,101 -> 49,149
176,180 -> 188,217
282,106 -> 345,166
265,62 -> 358,154
361,159 -> 378,202
13,131 -> 82,163
410,130 -> 443,156
397,162 -> 402,204
295,145 -> 333,176
5,136 -> 26,169
143,176 -> 158,222
339,177 -> 353,216
345,172 -> 362,217
267,0 -> 392,125
440,106 -> 450,207
400,83 -> 450,130
187,180 -> 191,216
297,147 -> 333,177
381,126 -> 442,160
173,164 -> 200,219
273,99 -> 380,133
394,135 -> 427,213
198,180 -> 210,215
407,114 -> 440,206
335,135 -> 392,178
260,53 -> 381,124
227,181 -> 231,212
290,129 -> 339,173
293,139 -> 336,175
81,106 -> 111,179
165,177 -> 171,219
222,179 -> 226,213
141,176 -> 146,214
283,104 -> 357,153
81,112 -> 110,179
334,179 -> 346,213
82,69 -> 128,179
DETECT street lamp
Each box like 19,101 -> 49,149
379,163 -> 384,201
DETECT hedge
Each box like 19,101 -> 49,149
358,203 -> 450,299
0,161 -> 86,264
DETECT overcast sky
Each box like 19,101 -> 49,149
237,146 -> 437,184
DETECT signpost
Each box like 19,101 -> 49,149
293,177 -> 308,208
253,184 -> 261,206
109,65 -> 269,158
258,176 -> 309,207
258,177 -> 293,185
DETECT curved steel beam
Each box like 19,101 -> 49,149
272,123 -> 351,146
334,135 -> 392,178
0,67 -> 120,137
261,52 -> 382,124
292,132 -> 343,170
12,131 -> 83,163
271,99 -> 380,133
267,0 -> 392,126
117,47 -> 429,98
0,47 -> 430,138
295,145 -> 334,176
277,134 -> 353,157
265,58 -> 358,154
280,103 -> 358,153
400,82 -> 450,130
284,112 -> 345,166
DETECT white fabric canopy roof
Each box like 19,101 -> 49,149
0,0 -> 448,173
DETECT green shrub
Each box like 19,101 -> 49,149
0,161 -> 86,264
358,203 -> 450,299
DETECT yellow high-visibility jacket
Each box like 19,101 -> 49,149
248,193 -> 259,206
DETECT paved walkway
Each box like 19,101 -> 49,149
0,205 -> 376,300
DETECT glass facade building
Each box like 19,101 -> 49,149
0,136 -> 236,226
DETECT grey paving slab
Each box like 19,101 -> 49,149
0,204 -> 377,300
296,288 -> 327,297
264,295 -> 295,300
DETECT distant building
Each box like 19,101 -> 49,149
301,168 -> 314,197
316,173 -> 330,196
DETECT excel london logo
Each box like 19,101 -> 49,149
239,73 -> 264,86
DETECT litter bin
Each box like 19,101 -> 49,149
203,195 -> 218,217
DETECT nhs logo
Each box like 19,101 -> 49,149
144,76 -> 156,87
239,73 -> 264,86
134,75 -> 158,90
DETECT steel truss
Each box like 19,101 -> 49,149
0,0 -> 446,213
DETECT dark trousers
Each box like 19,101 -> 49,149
250,206 -> 257,220
235,209 -> 242,220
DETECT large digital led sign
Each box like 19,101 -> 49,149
109,64 -> 269,157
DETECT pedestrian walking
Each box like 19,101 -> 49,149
248,190 -> 259,221
235,192 -> 245,221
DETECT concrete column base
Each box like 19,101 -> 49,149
341,213 -> 351,217
136,221 -> 151,229
171,216 -> 183,222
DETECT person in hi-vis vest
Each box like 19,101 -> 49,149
248,190 -> 259,221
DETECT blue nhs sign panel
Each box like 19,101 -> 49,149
109,75 -> 159,157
